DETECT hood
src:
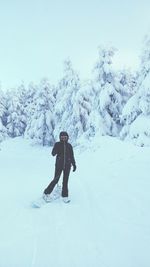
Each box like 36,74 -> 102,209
59,131 -> 69,142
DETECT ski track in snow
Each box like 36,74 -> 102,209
76,176 -> 110,267
31,235 -> 38,267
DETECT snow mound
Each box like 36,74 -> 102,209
129,115 -> 150,146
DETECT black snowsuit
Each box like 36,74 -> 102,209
44,140 -> 76,197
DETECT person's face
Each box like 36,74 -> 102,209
60,135 -> 68,142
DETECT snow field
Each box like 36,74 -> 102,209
0,136 -> 150,267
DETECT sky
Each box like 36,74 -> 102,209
0,0 -> 150,89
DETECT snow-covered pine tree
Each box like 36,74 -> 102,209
16,83 -> 28,134
117,68 -> 137,106
5,90 -> 26,138
0,89 -> 7,142
120,34 -> 150,146
23,82 -> 38,134
53,59 -> 81,144
93,46 -> 123,136
76,80 -> 106,140
138,33 -> 150,87
75,80 -> 93,139
25,78 -> 56,146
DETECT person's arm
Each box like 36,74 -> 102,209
70,145 -> 76,171
51,143 -> 59,156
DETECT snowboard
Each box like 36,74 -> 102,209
32,195 -> 71,208
32,194 -> 59,208
32,184 -> 61,208
31,185 -> 71,208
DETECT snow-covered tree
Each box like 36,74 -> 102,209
54,59 -> 81,144
77,80 -> 106,139
93,46 -> 123,136
120,33 -> 150,146
138,33 -> 150,87
5,90 -> 26,138
16,83 -> 29,134
25,79 -> 56,146
117,68 -> 137,105
74,81 -> 93,138
0,90 -> 7,141
25,82 -> 38,118
120,74 -> 150,146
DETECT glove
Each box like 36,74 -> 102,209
73,165 -> 76,172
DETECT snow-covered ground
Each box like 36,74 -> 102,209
0,136 -> 150,267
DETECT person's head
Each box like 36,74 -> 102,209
59,131 -> 69,142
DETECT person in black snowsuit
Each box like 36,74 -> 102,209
43,131 -> 76,200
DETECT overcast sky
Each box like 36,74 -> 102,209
0,0 -> 150,89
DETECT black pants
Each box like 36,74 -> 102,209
44,165 -> 71,197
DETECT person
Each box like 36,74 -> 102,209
43,131 -> 76,202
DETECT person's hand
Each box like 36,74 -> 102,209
73,165 -> 76,172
